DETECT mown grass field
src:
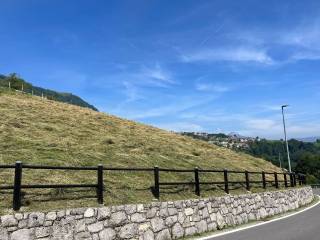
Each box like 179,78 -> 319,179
0,88 -> 283,214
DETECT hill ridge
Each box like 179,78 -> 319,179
0,73 -> 98,111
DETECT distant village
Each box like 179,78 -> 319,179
179,132 -> 261,150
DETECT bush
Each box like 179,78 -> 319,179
306,174 -> 318,184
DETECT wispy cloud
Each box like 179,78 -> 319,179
114,94 -> 219,120
239,118 -> 320,139
156,122 -> 204,132
290,51 -> 320,61
258,104 -> 285,112
122,81 -> 142,102
280,21 -> 320,51
96,63 -> 176,103
229,19 -> 320,63
118,64 -> 175,102
245,119 -> 278,131
195,83 -> 230,92
181,47 -> 274,64
139,63 -> 175,86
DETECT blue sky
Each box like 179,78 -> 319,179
1,0 -> 320,139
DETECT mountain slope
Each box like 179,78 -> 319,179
0,74 -> 98,111
0,88 -> 281,212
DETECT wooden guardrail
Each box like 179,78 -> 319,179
0,162 -> 306,211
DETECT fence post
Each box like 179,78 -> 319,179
262,171 -> 266,189
290,173 -> 294,187
245,171 -> 250,191
13,161 -> 22,211
297,174 -> 302,186
284,173 -> 288,188
154,166 -> 160,199
274,172 -> 279,188
224,169 -> 229,194
97,164 -> 104,204
194,167 -> 200,196
293,173 -> 297,186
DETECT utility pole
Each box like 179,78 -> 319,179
281,105 -> 291,172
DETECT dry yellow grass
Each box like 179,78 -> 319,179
0,88 -> 283,213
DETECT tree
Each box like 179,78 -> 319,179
5,73 -> 32,92
6,73 -> 22,90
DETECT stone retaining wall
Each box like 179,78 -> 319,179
0,187 -> 314,240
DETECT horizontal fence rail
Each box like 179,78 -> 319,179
0,162 -> 306,211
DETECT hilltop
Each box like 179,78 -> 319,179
0,88 -> 281,212
0,73 -> 98,111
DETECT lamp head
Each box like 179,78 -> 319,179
281,104 -> 289,108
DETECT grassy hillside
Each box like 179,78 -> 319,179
0,87 -> 282,213
0,74 -> 98,111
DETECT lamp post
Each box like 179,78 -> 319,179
281,105 -> 291,172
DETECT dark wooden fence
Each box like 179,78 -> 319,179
0,161 -> 306,211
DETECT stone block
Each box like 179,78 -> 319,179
1,216 -> 17,227
155,229 -> 171,240
119,223 -> 138,239
99,228 -> 116,240
110,211 -> 127,226
87,221 -> 104,233
28,212 -> 45,228
151,217 -> 165,232
11,229 -> 33,240
84,208 -> 95,218
172,223 -> 184,239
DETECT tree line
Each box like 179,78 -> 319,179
245,139 -> 320,183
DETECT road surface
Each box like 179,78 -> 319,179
203,189 -> 320,240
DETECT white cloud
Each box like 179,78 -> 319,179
280,21 -> 320,51
209,18 -> 320,64
110,94 -> 219,120
279,22 -> 320,62
287,124 -> 320,137
181,47 -> 274,64
141,63 -> 174,84
124,63 -> 176,90
245,119 -> 279,131
122,81 -> 142,102
95,63 -> 176,103
290,51 -> 320,61
195,83 -> 230,92
238,117 -> 320,139
156,122 -> 204,132
261,105 -> 283,112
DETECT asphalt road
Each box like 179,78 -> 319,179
205,189 -> 320,240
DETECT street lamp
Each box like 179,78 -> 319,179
281,105 -> 291,172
